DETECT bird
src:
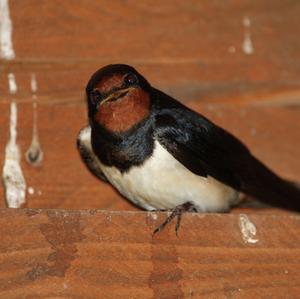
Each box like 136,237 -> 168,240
77,64 -> 300,234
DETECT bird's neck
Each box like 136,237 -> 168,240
91,117 -> 154,172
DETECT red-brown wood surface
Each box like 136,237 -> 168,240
0,0 -> 300,103
1,1 -> 300,298
1,209 -> 300,299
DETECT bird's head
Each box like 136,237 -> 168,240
86,64 -> 152,133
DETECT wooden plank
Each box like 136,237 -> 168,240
10,1 -> 300,65
0,1 -> 299,103
1,64 -> 300,106
0,208 -> 300,298
0,101 -> 298,209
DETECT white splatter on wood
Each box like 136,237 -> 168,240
106,214 -> 112,223
30,73 -> 37,93
28,186 -> 35,195
243,33 -> 254,55
0,0 -> 15,60
151,213 -> 158,220
25,73 -> 43,166
228,46 -> 236,54
250,128 -> 257,136
147,211 -> 158,220
242,17 -> 254,55
8,72 -> 17,94
3,99 -> 26,208
239,214 -> 259,244
243,17 -> 251,28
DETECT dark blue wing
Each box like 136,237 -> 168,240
152,88 -> 300,211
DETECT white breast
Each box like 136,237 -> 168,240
98,140 -> 239,212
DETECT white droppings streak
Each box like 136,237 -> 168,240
3,100 -> 27,208
0,0 -> 15,60
30,73 -> 37,93
8,73 -> 17,94
243,17 -> 251,27
239,214 -> 259,244
242,17 -> 254,55
26,74 -> 43,166
243,33 -> 254,55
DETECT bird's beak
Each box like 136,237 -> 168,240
100,87 -> 135,106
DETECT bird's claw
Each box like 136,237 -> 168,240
152,202 -> 197,237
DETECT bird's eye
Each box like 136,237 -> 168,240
90,90 -> 102,105
124,73 -> 138,86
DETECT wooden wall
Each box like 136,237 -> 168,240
0,1 -> 300,298
0,0 -> 299,210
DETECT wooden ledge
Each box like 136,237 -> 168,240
1,208 -> 300,298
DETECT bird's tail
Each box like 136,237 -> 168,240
241,157 -> 300,212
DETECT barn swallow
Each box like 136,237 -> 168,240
78,64 -> 300,234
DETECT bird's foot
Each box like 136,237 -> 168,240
152,202 -> 198,236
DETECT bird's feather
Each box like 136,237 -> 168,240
152,89 -> 300,211
77,126 -> 108,182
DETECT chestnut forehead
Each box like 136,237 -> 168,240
95,73 -> 125,94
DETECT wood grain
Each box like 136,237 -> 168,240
0,209 -> 300,299
0,0 -> 299,103
0,2 -> 300,297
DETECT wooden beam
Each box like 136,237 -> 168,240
1,208 -> 300,298
0,1 -> 299,103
